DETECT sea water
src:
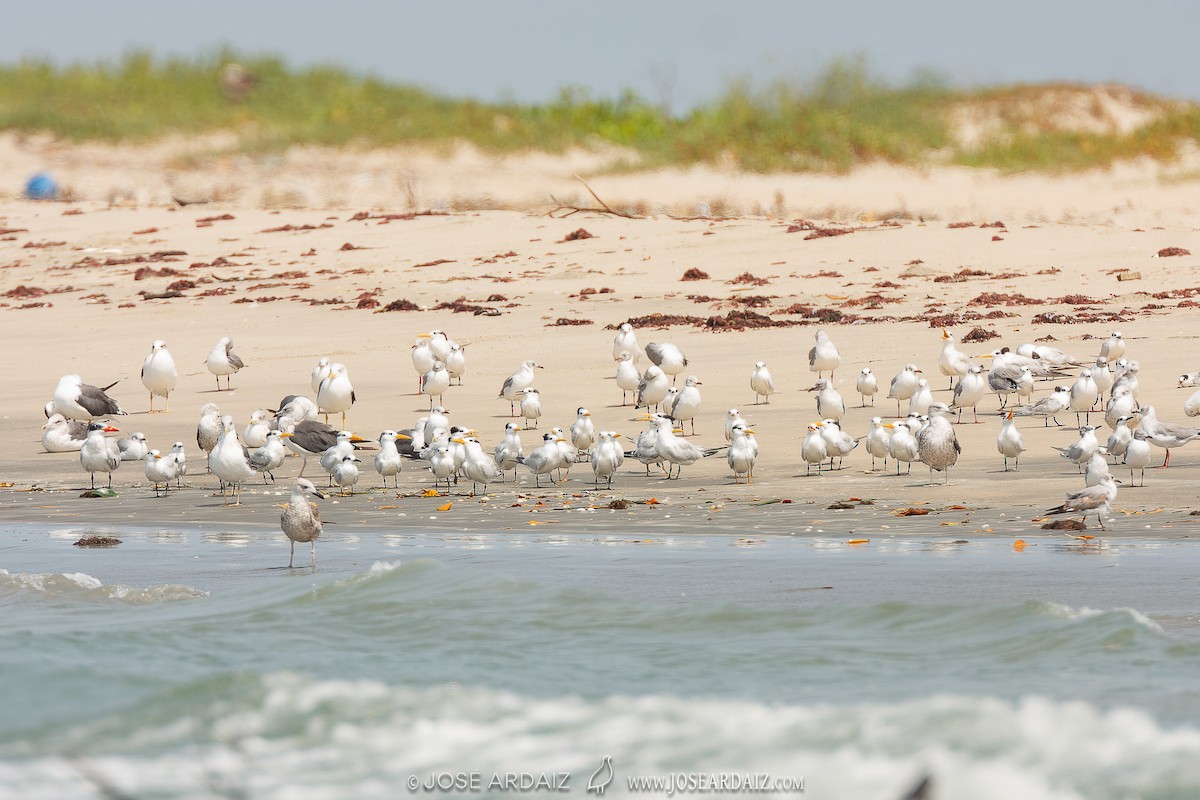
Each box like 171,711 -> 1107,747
2,524 -> 1199,799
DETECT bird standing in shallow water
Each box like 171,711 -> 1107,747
282,479 -> 326,568
1045,474 -> 1119,530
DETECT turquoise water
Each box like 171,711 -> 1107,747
3,525 -> 1200,798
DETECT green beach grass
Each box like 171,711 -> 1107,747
2,51 -> 1199,173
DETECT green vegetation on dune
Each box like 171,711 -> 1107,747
1,51 -> 1199,174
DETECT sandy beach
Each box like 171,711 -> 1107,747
3,139 -> 1200,541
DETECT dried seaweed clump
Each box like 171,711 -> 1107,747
681,268 -> 710,281
1158,247 -> 1190,258
376,298 -> 421,312
961,326 -> 1000,343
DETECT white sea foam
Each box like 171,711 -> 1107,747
0,569 -> 207,604
3,676 -> 1199,799
1039,600 -> 1165,633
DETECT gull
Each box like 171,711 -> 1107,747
209,415 -> 255,505
494,422 -> 524,479
320,430 -> 362,483
411,339 -> 435,392
425,329 -> 453,362
728,423 -> 758,483
249,429 -> 290,483
908,378 -> 933,416
1186,387 -> 1200,418
986,359 -> 1022,408
990,347 -> 1068,379
282,478 -> 326,568
669,375 -> 703,435
54,374 -> 126,420
750,361 -> 776,404
628,421 -> 666,476
808,329 -> 841,380
499,360 -> 542,416
1069,369 -> 1099,426
808,378 -> 845,421
590,430 -> 625,488
1105,385 -> 1138,429
80,422 -> 121,489
1015,386 -> 1070,427
140,339 -> 177,413
550,426 -> 578,482
1052,426 -> 1099,473
374,430 -> 405,488
1014,365 -> 1036,404
398,415 -> 428,457
519,432 -> 565,487
1106,416 -> 1135,462
635,365 -> 671,412
445,343 -> 467,385
1098,331 -> 1125,365
865,416 -> 891,471
1015,342 -> 1075,366
310,357 -> 331,394
169,442 -> 187,488
206,336 -> 245,391
331,455 -> 361,496
458,437 -> 503,494
1045,474 -> 1119,530
949,365 -> 987,423
1136,405 -> 1200,467
648,413 -> 721,479
645,341 -> 688,383
243,409 -> 272,449
615,351 -> 641,406
275,394 -> 319,422
42,414 -> 88,453
997,410 -> 1024,471
917,404 -> 960,485
1178,371 -> 1200,389
197,403 -> 222,465
421,360 -> 450,408
1085,451 -> 1112,488
937,329 -> 974,388
144,450 -> 174,497
820,418 -> 859,470
1090,358 -> 1113,398
887,364 -> 921,415
856,368 -> 878,407
570,407 -> 596,458
276,410 -> 341,478
428,445 -> 457,490
316,363 -> 356,428
613,322 -> 641,362
1124,432 -> 1152,487
801,423 -> 828,476
117,432 -> 148,462
520,387 -> 543,428
884,420 -> 920,475
423,407 -> 451,445
1111,360 -> 1140,401
724,409 -> 746,443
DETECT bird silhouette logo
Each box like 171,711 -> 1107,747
586,755 -> 614,795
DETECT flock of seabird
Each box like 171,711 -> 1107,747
35,325 -> 1200,563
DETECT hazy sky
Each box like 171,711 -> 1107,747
3,2 -> 1197,111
